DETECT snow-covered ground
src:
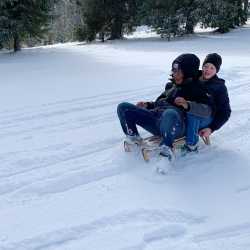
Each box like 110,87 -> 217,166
1,22 -> 250,250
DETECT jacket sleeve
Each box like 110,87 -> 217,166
146,101 -> 156,109
186,101 -> 212,118
186,81 -> 214,118
146,82 -> 173,109
144,91 -> 165,109
209,85 -> 231,132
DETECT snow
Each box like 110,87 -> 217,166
1,22 -> 250,250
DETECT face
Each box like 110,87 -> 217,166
202,63 -> 217,80
172,69 -> 184,84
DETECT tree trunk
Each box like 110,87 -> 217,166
243,0 -> 249,23
185,19 -> 194,34
185,8 -> 195,34
110,17 -> 123,40
100,31 -> 105,42
243,0 -> 248,12
13,34 -> 21,52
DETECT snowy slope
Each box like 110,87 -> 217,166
1,23 -> 250,250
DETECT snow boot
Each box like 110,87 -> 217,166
180,143 -> 198,156
124,135 -> 143,152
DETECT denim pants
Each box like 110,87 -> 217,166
117,102 -> 185,147
185,113 -> 213,146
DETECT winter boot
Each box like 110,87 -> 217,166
124,135 -> 143,152
180,143 -> 198,156
159,145 -> 175,162
126,135 -> 143,145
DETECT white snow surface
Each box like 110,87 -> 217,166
1,23 -> 250,250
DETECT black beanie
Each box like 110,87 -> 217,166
203,53 -> 222,72
172,53 -> 200,79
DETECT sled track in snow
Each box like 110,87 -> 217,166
121,222 -> 250,250
0,87 -> 158,208
193,222 -> 250,243
0,86 -> 159,138
3,210 -> 250,250
0,85 -> 159,175
236,185 -> 250,193
0,86 -> 161,202
0,86 -> 158,123
0,138 -> 128,206
1,209 -> 205,250
0,160 -> 132,209
0,137 -> 121,178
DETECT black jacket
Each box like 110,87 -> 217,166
199,73 -> 231,132
147,78 -> 214,118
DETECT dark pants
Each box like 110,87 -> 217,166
117,102 -> 185,147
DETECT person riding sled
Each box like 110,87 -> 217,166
197,53 -> 231,139
117,53 -> 214,161
176,53 -> 231,153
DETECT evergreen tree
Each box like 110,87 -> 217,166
199,0 -> 249,33
242,0 -> 249,23
139,0 -> 249,37
0,0 -> 55,51
180,0 -> 200,34
234,0 -> 249,25
138,0 -> 186,40
1,0 -> 248,48
79,0 -> 108,41
47,0 -> 83,44
79,0 -> 140,42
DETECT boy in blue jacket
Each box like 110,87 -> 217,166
184,53 -> 231,152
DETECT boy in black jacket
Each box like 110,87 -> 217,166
198,53 -> 231,139
117,53 -> 213,160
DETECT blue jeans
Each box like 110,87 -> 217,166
186,113 -> 213,146
117,102 -> 185,147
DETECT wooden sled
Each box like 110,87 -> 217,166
124,135 -> 211,162
143,135 -> 211,161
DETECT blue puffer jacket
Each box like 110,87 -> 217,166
200,73 -> 231,132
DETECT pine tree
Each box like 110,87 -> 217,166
242,0 -> 249,23
47,0 -> 83,44
79,0 -> 140,42
138,0 -> 186,40
199,0 -> 249,33
180,0 -> 200,34
234,0 -> 249,25
80,0 -> 108,41
0,0 -> 55,51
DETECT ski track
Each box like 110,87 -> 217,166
0,87 -> 159,138
0,151 -> 132,208
0,90 -> 140,199
120,222 -> 250,250
236,185 -> 250,194
0,86 -> 160,208
193,222 -> 250,243
0,139 -> 128,210
0,137 -> 120,178
0,86 -> 158,122
0,209 -> 205,250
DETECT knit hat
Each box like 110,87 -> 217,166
172,53 -> 200,79
203,53 -> 222,72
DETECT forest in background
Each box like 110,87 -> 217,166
0,0 -> 249,51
